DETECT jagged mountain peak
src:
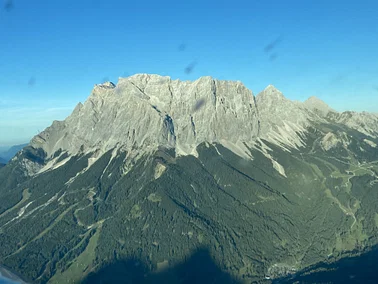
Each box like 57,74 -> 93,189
337,110 -> 378,138
28,74 -> 260,172
304,96 -> 336,116
305,96 -> 324,103
23,74 -> 378,176
95,81 -> 116,89
255,85 -> 312,151
258,84 -> 285,100
264,84 -> 280,91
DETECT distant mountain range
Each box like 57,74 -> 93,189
0,144 -> 28,164
0,74 -> 377,283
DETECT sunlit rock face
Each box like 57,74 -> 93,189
30,74 -> 260,161
256,85 -> 315,151
21,74 -> 378,176
335,111 -> 378,138
304,96 -> 336,117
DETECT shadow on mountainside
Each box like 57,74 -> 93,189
82,247 -> 242,284
274,245 -> 378,284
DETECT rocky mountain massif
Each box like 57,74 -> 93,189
0,74 -> 378,283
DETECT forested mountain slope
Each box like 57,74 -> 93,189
0,75 -> 377,283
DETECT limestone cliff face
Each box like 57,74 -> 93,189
335,111 -> 378,138
256,85 -> 315,150
30,74 -> 260,160
24,73 -> 378,174
303,96 -> 337,117
303,96 -> 378,138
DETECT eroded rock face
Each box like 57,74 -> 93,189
304,96 -> 337,117
20,74 -> 378,176
320,132 -> 351,151
30,74 -> 260,160
303,97 -> 378,138
336,111 -> 378,138
256,85 -> 314,150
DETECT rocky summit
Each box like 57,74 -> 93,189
1,74 -> 378,283
30,75 -> 260,167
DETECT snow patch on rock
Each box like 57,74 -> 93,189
154,163 -> 166,179
253,139 -> 287,177
364,139 -> 377,148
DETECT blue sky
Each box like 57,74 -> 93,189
0,0 -> 377,146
